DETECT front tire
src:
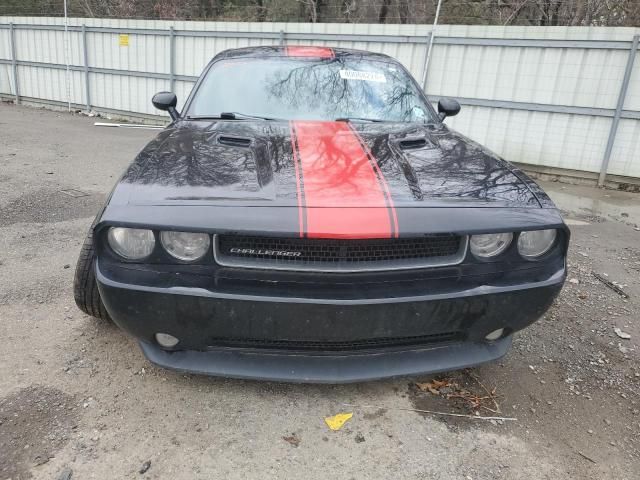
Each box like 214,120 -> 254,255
73,223 -> 111,322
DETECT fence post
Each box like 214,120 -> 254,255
599,34 -> 639,187
82,24 -> 91,112
9,22 -> 20,104
169,26 -> 176,92
421,32 -> 432,90
279,30 -> 285,47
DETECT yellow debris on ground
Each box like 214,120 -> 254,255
324,412 -> 353,431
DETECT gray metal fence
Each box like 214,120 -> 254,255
1,18 -> 639,184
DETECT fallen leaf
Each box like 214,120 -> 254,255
432,379 -> 450,388
416,382 -> 439,395
416,379 -> 451,395
324,412 -> 353,431
614,327 -> 631,340
282,433 -> 300,447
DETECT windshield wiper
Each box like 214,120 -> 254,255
186,112 -> 278,121
335,116 -> 384,123
222,112 -> 279,120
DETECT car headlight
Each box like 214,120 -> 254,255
470,233 -> 513,258
160,231 -> 210,262
518,229 -> 557,259
107,227 -> 155,260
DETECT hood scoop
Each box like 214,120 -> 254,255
398,137 -> 427,150
217,135 -> 252,148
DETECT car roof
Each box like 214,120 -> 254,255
212,45 -> 396,63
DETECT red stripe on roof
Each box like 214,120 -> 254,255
285,46 -> 335,58
291,121 -> 393,239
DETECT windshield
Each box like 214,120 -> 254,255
186,56 -> 436,123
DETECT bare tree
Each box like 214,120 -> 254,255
397,0 -> 410,23
3,0 -> 639,26
378,0 -> 391,22
296,0 -> 319,21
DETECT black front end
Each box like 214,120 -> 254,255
95,221 -> 567,383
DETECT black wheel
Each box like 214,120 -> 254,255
73,222 -> 111,322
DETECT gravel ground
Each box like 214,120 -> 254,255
0,102 -> 638,480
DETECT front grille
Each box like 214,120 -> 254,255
207,332 -> 463,351
214,234 -> 467,272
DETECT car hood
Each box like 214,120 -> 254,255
114,119 -> 542,209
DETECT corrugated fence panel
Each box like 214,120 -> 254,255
608,50 -> 640,177
0,17 -> 638,179
17,66 -> 85,105
90,73 -> 167,114
608,120 -> 640,177
0,27 -> 11,95
88,30 -> 169,73
87,28 -> 171,115
622,51 -> 640,111
427,44 -> 629,109
11,24 -> 84,106
14,27 -> 82,65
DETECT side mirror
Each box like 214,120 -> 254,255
152,91 -> 179,120
437,98 -> 461,121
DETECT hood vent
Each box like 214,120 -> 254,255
218,136 -> 252,148
399,138 -> 427,150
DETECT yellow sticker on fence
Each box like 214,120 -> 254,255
324,412 -> 353,431
119,34 -> 129,47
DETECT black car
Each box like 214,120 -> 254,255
74,45 -> 568,383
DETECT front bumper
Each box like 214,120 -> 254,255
96,260 -> 564,383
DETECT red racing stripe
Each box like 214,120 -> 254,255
285,46 -> 335,58
290,121 -> 396,239
289,122 -> 306,238
347,123 -> 399,238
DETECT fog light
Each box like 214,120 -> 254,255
155,333 -> 179,348
485,328 -> 504,341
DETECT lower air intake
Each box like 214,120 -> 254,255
207,332 -> 464,351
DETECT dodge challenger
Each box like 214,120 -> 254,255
74,45 -> 569,383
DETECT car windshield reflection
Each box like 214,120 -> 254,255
187,57 -> 435,123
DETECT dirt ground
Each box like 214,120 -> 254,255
0,103 -> 638,480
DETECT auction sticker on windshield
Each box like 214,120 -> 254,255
339,70 -> 386,82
